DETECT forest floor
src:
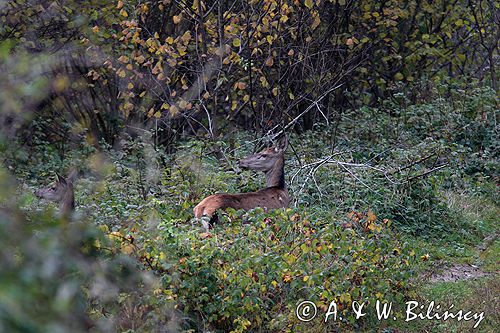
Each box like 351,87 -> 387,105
394,192 -> 499,332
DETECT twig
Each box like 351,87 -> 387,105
388,153 -> 437,175
407,164 -> 448,182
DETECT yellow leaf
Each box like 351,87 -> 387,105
165,36 -> 174,44
259,76 -> 269,87
367,210 -> 377,222
288,49 -> 294,56
154,111 -> 161,119
232,38 -> 241,47
54,76 -> 69,92
394,72 -> 404,81
180,31 -> 191,43
108,231 -> 123,241
243,94 -> 250,102
116,68 -> 126,78
135,55 -> 145,64
123,101 -> 133,112
272,87 -> 278,96
303,275 -> 309,282
340,293 -> 351,303
265,57 -> 274,67
121,244 -> 134,255
177,45 -> 187,56
98,225 -> 109,233
167,58 -> 177,67
173,15 -> 181,24
119,9 -> 128,17
152,62 -> 162,74
139,91 -> 146,97
178,100 -> 189,109
147,107 -> 154,117
118,55 -> 129,63
116,1 -> 124,9
161,103 -> 169,110
305,0 -> 313,9
154,32 -> 159,39
170,105 -> 179,116
311,15 -> 321,30
127,82 -> 134,90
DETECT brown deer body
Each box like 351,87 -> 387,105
35,170 -> 78,217
194,137 -> 289,229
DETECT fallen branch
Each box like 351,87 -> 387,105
388,153 -> 437,175
407,164 -> 448,182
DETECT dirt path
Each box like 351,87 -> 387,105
429,263 -> 491,282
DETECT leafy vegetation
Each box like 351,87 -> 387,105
0,0 -> 498,332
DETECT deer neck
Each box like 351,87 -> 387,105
59,184 -> 75,216
265,156 -> 285,189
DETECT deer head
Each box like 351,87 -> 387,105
35,170 -> 77,215
239,136 -> 288,188
239,136 -> 288,171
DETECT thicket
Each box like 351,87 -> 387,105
1,0 -> 498,145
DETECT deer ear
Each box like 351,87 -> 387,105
56,173 -> 67,186
277,136 -> 288,152
67,168 -> 78,183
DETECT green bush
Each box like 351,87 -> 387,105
159,208 -> 416,332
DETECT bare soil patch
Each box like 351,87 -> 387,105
429,263 -> 491,283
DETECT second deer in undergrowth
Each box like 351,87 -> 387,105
194,136 -> 290,229
35,169 -> 78,217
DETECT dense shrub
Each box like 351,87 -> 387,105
159,208 -> 416,332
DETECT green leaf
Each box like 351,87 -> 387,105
0,39 -> 13,61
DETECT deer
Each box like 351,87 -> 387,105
193,136 -> 290,230
35,169 -> 78,217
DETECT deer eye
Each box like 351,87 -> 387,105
260,154 -> 268,158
